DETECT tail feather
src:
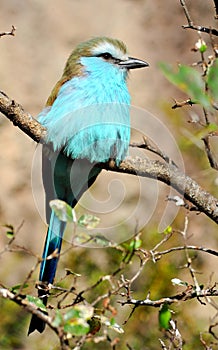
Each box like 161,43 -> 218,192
40,210 -> 66,283
28,211 -> 65,335
28,292 -> 48,334
28,155 -> 101,335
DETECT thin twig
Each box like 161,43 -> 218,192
119,285 -> 218,307
213,0 -> 218,19
183,24 -> 218,37
180,217 -> 202,295
202,135 -> 218,170
180,0 -> 193,26
172,98 -> 196,109
154,245 -> 218,259
0,25 -> 16,38
180,0 -> 218,36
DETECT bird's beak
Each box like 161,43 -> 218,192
118,57 -> 149,69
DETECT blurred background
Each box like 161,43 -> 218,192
0,1 -> 218,349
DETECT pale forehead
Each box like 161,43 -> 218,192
91,41 -> 129,60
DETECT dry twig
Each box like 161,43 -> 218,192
0,25 -> 16,38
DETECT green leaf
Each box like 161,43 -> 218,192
63,305 -> 93,336
124,237 -> 142,252
3,224 -> 14,238
159,62 -> 211,109
207,59 -> 218,102
91,234 -> 112,247
64,305 -> 93,322
207,123 -> 218,132
52,310 -> 63,327
163,225 -> 172,234
199,43 -> 207,53
26,295 -> 47,312
129,237 -> 142,250
64,321 -> 90,336
78,214 -> 100,229
11,283 -> 28,293
159,304 -> 171,330
64,308 -> 81,321
49,199 -> 75,222
101,316 -> 124,334
73,231 -> 92,245
73,232 -> 112,247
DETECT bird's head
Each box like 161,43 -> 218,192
64,37 -> 148,76
46,37 -> 148,106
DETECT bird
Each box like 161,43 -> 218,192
28,36 -> 149,334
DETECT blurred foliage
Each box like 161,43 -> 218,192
0,300 -> 27,349
159,62 -> 211,109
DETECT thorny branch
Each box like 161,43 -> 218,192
119,265 -> 218,308
117,216 -> 218,335
2,221 -> 218,349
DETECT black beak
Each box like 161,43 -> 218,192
118,57 -> 149,69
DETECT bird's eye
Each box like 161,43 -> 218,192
102,52 -> 112,59
97,52 -> 113,60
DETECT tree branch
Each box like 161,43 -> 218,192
213,0 -> 218,19
202,134 -> 218,171
180,0 -> 218,36
0,287 -> 71,350
0,25 -> 16,38
0,287 -> 52,328
119,284 -> 218,307
0,91 -> 218,224
0,91 -> 46,142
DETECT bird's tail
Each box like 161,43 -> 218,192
28,210 -> 66,335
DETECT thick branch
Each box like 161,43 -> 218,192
0,91 -> 46,142
0,91 -> 218,224
107,158 -> 218,224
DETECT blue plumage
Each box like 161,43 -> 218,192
39,57 -> 131,163
28,37 -> 148,334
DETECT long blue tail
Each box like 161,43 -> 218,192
28,152 -> 101,335
28,210 -> 66,334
